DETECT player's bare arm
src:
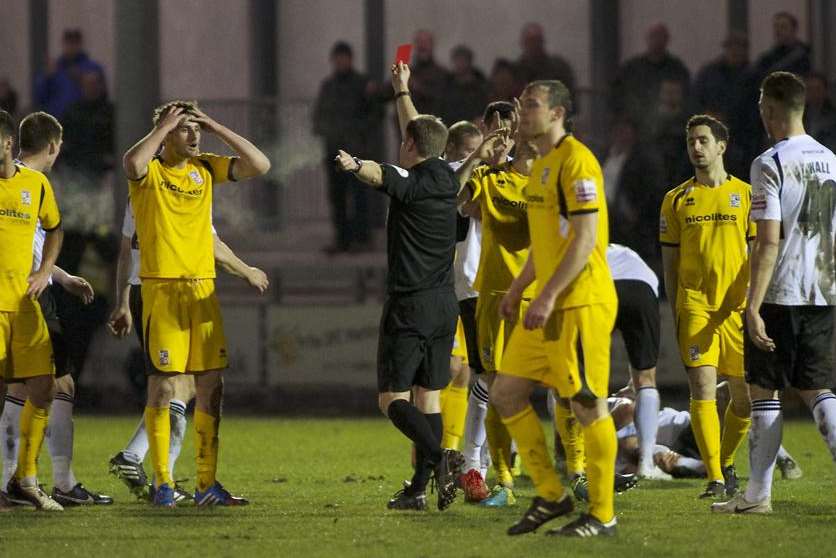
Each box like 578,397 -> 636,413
27,227 -> 63,298
213,235 -> 269,294
523,212 -> 597,330
746,219 -> 781,352
392,61 -> 418,138
499,254 -> 535,321
661,246 -> 680,318
122,106 -> 187,180
52,265 -> 94,304
455,127 -> 510,203
334,150 -> 383,187
107,235 -> 133,337
190,108 -> 271,180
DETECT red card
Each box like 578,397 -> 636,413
395,44 -> 413,65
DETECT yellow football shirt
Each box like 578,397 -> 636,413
659,175 -> 755,311
129,154 -> 236,279
526,135 -> 616,309
0,165 -> 61,312
468,163 -> 534,296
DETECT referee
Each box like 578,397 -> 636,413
335,61 -> 463,512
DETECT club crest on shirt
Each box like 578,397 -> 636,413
189,170 -> 204,185
688,345 -> 700,362
540,167 -> 550,185
159,349 -> 170,366
729,193 -> 741,208
685,197 -> 696,206
574,179 -> 597,203
20,190 -> 31,206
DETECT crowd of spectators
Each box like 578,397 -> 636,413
312,11 -> 822,265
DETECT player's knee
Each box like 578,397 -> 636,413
451,366 -> 470,388
27,375 -> 56,408
633,367 -> 656,388
570,394 -> 606,426
54,375 -> 75,399
147,375 -> 176,406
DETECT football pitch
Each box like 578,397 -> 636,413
1,416 -> 835,557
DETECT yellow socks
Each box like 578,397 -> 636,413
15,400 -> 48,482
583,415 -> 617,524
720,405 -> 751,468
195,409 -> 220,492
145,406 -> 173,487
554,402 -> 585,476
441,385 -> 468,450
486,404 -> 514,487
690,399 -> 723,482
501,405 -> 565,501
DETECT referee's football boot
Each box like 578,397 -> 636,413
6,478 -> 63,511
507,494 -> 574,535
433,448 -> 465,511
722,465 -> 739,496
52,483 -> 114,506
546,513 -> 617,538
387,482 -> 428,511
109,451 -> 150,499
152,483 -> 176,508
698,480 -> 726,499
194,481 -> 249,507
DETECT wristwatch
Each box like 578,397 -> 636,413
351,157 -> 363,173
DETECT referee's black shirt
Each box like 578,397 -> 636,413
379,158 -> 458,295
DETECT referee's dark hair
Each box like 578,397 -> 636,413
406,115 -> 448,158
19,112 -> 63,153
761,71 -> 806,114
0,109 -> 15,142
447,121 -> 481,150
525,80 -> 574,132
686,114 -> 729,144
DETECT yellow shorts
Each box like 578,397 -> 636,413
676,307 -> 744,376
451,317 -> 468,363
476,293 -> 529,372
141,279 -> 228,374
0,301 -> 54,381
500,303 -> 617,399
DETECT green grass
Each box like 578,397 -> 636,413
1,417 -> 835,557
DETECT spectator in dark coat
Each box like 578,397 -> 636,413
693,32 -> 749,124
611,23 -> 690,133
408,30 -> 450,118
487,59 -> 519,104
442,45 -> 489,125
34,29 -> 105,118
61,70 -> 115,182
0,78 -> 18,118
653,79 -> 693,188
514,23 -> 576,95
313,42 -> 380,254
804,72 -> 836,152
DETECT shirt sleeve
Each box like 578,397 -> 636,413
559,151 -> 602,215
38,179 -> 61,231
750,156 -> 782,221
467,166 -> 485,202
121,200 -> 135,238
380,164 -> 419,203
198,154 -> 238,185
128,158 -> 159,189
659,192 -> 680,246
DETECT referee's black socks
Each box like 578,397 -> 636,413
387,400 -> 443,492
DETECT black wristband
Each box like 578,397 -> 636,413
395,91 -> 410,99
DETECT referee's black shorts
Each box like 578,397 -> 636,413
745,304 -> 834,391
457,296 -> 482,373
377,289 -> 458,393
614,279 -> 660,371
38,285 -> 70,379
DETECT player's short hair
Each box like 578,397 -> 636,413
0,109 -> 15,142
19,112 -> 63,153
406,115 -> 448,158
774,11 -> 798,29
447,121 -> 481,149
761,71 -> 806,114
524,80 -> 574,131
483,101 -> 514,123
152,100 -> 199,126
686,114 -> 729,143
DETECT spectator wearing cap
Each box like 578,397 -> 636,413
610,23 -> 690,132
34,29 -> 106,118
313,41 -> 381,254
441,45 -> 488,125
514,22 -> 576,95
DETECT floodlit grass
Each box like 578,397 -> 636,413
1,417 -> 835,557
